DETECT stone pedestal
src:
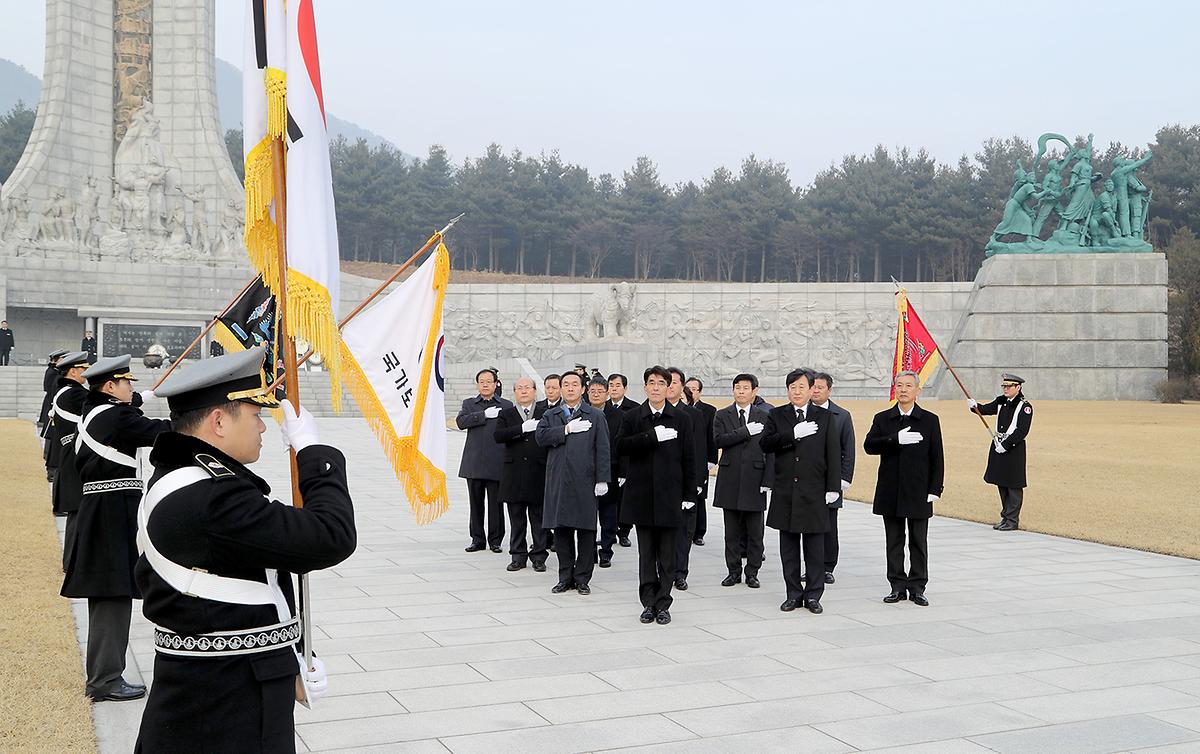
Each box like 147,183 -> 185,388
932,253 -> 1167,400
572,340 -> 659,402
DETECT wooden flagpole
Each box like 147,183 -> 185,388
150,274 -> 261,391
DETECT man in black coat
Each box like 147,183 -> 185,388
493,377 -> 549,571
81,329 -> 98,363
63,355 -> 169,702
0,319 -> 14,365
39,348 -> 68,435
668,367 -> 705,590
135,347 -> 356,752
968,372 -> 1033,531
685,377 -> 718,546
616,366 -> 695,625
49,351 -> 90,551
760,368 -> 840,614
456,368 -> 513,553
534,373 -> 563,552
589,376 -> 624,568
609,374 -> 638,548
863,370 -> 945,606
810,372 -> 856,584
712,373 -> 773,588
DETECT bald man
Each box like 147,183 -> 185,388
493,377 -> 550,571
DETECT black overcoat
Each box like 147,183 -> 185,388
455,394 -> 513,481
712,402 -> 773,512
863,403 -> 945,519
823,399 -> 857,509
38,364 -> 59,433
760,402 -> 840,533
50,380 -> 88,514
974,394 -> 1032,488
134,432 -> 356,754
493,403 -> 547,506
61,393 -> 171,598
536,402 -> 610,530
615,402 -> 695,529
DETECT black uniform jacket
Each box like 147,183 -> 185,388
712,402 -> 774,513
38,364 -> 58,434
62,393 -> 171,598
50,379 -> 88,514
493,403 -> 548,506
614,401 -> 696,529
760,402 -> 840,533
134,433 -> 356,754
974,394 -> 1032,488
863,403 -> 945,519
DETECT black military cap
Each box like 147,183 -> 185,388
83,354 -> 137,387
48,348 -> 69,360
1000,373 -> 1025,385
58,351 -> 91,370
156,346 -> 279,413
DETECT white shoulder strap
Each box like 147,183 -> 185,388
1000,399 -> 1026,438
76,404 -> 139,467
53,387 -> 81,424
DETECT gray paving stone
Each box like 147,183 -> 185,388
526,680 -> 752,724
595,655 -> 796,691
352,639 -> 552,672
1027,658 -> 1200,691
968,714 -> 1200,753
664,691 -> 894,737
607,724 -> 854,753
895,648 -> 1082,681
722,663 -> 928,701
1001,684 -> 1200,724
1151,706 -> 1200,733
441,714 -> 696,753
296,702 -> 545,749
813,702 -> 1044,749
857,741 -> 995,754
390,671 -> 615,712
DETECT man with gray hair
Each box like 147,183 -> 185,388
863,371 -> 944,606
493,377 -> 550,571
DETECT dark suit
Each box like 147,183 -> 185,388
816,399 -> 856,574
597,404 -> 625,560
616,402 -> 695,612
608,399 -> 639,539
974,394 -> 1032,527
675,402 -> 707,582
494,403 -> 548,565
691,400 -> 718,540
760,402 -> 839,603
713,402 -> 773,579
456,394 -> 513,548
863,403 -> 945,596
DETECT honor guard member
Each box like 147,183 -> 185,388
39,347 -> 69,435
49,351 -> 90,554
968,373 -> 1033,531
712,373 -> 772,588
62,354 -> 167,702
42,348 -> 71,482
135,347 -> 356,753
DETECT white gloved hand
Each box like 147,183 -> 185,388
793,420 -> 818,440
618,477 -> 626,487
304,656 -> 328,702
139,389 -> 156,403
841,479 -> 851,492
759,486 -> 770,494
682,501 -> 695,510
483,406 -> 501,419
708,462 -> 716,471
745,421 -> 764,436
594,482 -> 608,497
521,419 -> 538,433
565,418 -> 592,434
967,398 -> 978,410
927,494 -> 939,504
280,399 -> 319,453
654,425 -> 678,442
897,427 -> 923,445
993,438 -> 1007,454
825,491 -> 840,504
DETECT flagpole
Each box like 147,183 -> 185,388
265,213 -> 464,391
890,277 -> 994,437
151,274 -> 262,391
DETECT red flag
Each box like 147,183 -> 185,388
890,288 -> 940,400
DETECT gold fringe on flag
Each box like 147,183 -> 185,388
286,267 -> 343,411
212,322 -> 244,355
264,67 -> 287,140
243,136 -> 280,292
338,241 -> 451,524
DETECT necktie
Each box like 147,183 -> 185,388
739,408 -> 746,426
796,408 -> 804,421
523,407 -> 530,419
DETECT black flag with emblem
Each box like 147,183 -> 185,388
212,276 -> 284,397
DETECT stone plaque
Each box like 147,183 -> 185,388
102,322 -> 201,360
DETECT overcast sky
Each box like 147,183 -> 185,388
3,1 -> 1196,186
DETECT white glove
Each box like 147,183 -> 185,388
654,426 -> 678,442
927,494 -> 939,504
521,419 -> 538,433
681,501 -> 695,510
565,418 -> 592,434
484,406 -> 501,419
139,389 -> 156,402
303,656 -> 328,702
759,486 -> 770,494
793,420 -> 818,440
280,399 -> 319,453
618,477 -> 626,487
967,398 -> 978,410
708,462 -> 716,471
840,479 -> 851,492
897,427 -> 923,445
594,482 -> 608,497
745,421 -> 764,436
825,491 -> 840,504
993,438 -> 1007,454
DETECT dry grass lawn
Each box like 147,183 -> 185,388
835,400 -> 1200,560
0,420 -> 97,751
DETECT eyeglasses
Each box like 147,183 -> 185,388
1001,383 -> 1020,388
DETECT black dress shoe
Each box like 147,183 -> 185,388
911,593 -> 929,607
640,607 -> 657,623
996,521 -> 1018,531
506,562 -> 525,572
490,545 -> 503,553
655,610 -> 672,625
780,599 -> 799,612
576,583 -> 591,595
532,561 -> 547,572
992,521 -> 1004,529
823,572 -> 835,584
674,578 -> 688,591
746,576 -> 761,589
89,681 -> 146,702
693,537 -> 704,546
598,556 -> 612,568
883,590 -> 907,603
465,543 -> 485,552
123,679 -> 146,691
805,599 -> 824,614
721,574 -> 741,587
619,536 -> 632,548
551,581 -> 574,594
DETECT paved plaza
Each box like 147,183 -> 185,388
76,418 -> 1200,753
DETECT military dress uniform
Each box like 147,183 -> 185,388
39,348 -> 68,436
42,349 -> 72,481
49,352 -> 91,560
135,347 -> 357,753
973,373 -> 1033,530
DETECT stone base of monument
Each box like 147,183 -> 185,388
572,340 -> 660,402
932,252 -> 1167,401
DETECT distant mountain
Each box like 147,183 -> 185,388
0,59 -> 41,114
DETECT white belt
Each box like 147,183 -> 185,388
83,478 -> 142,495
53,387 -> 81,424
76,404 -> 138,468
